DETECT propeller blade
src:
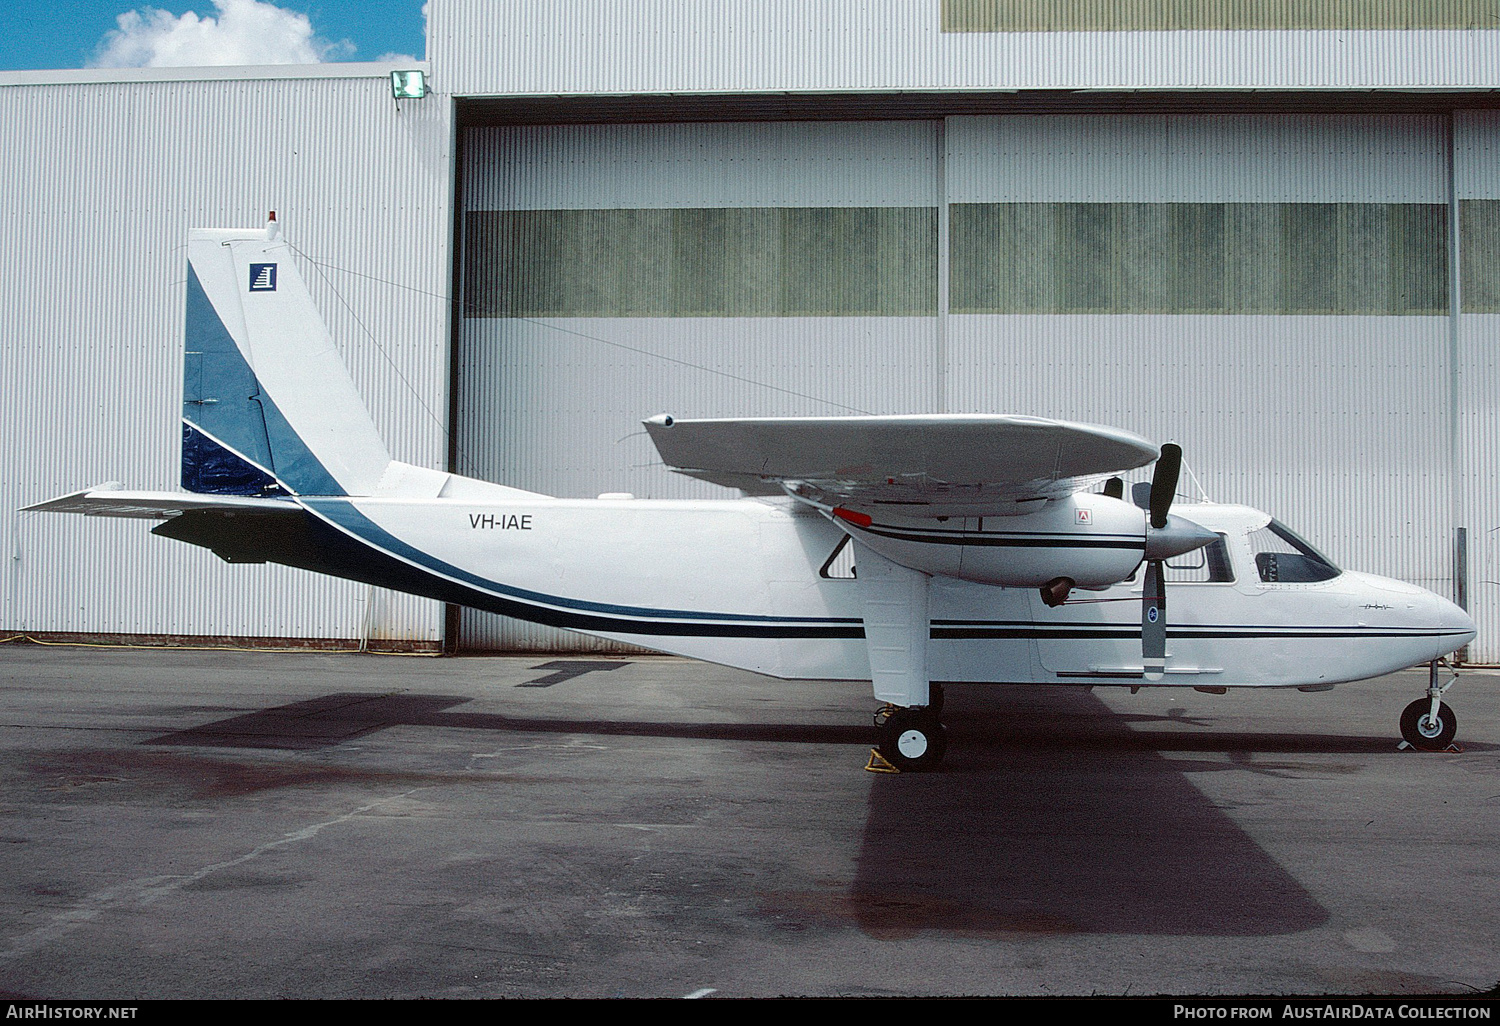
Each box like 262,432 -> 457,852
1142,559 -> 1166,681
1141,444 -> 1182,679
1149,443 -> 1182,530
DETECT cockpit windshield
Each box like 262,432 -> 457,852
1250,520 -> 1340,583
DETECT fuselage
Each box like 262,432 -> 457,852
295,475 -> 1475,688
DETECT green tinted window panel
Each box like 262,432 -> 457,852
465,207 -> 937,318
1462,200 -> 1500,313
950,202 -> 1448,315
942,0 -> 1500,32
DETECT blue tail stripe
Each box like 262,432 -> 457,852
256,385 -> 344,496
184,266 -> 272,477
183,265 -> 344,497
181,422 -> 287,496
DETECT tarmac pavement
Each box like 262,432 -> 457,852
0,644 -> 1495,998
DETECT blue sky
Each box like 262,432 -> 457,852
0,0 -> 426,70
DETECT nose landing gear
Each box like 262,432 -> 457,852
1400,660 -> 1460,751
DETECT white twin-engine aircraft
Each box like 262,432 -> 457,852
28,221 -> 1478,770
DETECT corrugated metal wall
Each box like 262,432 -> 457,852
465,207 -> 936,317
0,67 -> 453,646
430,0 -> 1500,94
1456,112 -> 1500,660
456,111 -> 1497,658
942,0 -> 1500,32
950,202 -> 1447,315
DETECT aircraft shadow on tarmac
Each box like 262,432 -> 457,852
140,684 -> 1467,939
145,692 -> 876,750
848,686 -> 1335,939
144,684 -> 1456,758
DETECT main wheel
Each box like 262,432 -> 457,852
879,708 -> 947,772
1400,698 -> 1457,751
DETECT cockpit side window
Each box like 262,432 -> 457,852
1164,534 -> 1235,583
1250,520 -> 1340,583
1126,534 -> 1235,584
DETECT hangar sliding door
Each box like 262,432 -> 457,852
946,114 -> 1456,616
1457,112 -> 1500,662
454,112 -> 1477,661
455,121 -> 941,651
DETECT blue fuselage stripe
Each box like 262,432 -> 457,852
289,502 -> 1455,645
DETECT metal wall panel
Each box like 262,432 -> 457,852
462,123 -> 941,211
430,0 -> 1500,95
0,68 -> 452,644
942,0 -> 1500,32
950,202 -> 1447,314
946,115 -> 1449,204
464,207 -> 937,317
1462,201 -> 1500,312
1456,112 -> 1500,661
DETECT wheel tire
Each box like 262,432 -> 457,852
1400,698 -> 1457,751
879,708 -> 947,772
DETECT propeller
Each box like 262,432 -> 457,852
1148,444 -> 1181,531
1141,444 -> 1186,681
1101,447 -> 1211,680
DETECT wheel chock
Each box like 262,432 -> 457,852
865,748 -> 901,773
1396,741 -> 1464,753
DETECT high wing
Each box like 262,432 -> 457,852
642,414 -> 1158,516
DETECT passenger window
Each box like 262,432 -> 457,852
820,535 -> 856,579
1250,521 -> 1340,583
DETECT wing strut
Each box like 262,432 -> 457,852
852,541 -> 947,771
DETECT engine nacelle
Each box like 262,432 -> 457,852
833,494 -> 1149,588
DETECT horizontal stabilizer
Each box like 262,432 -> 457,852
23,488 -> 297,520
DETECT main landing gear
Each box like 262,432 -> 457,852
874,683 -> 947,771
1400,660 -> 1459,751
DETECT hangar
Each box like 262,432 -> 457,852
3,0 -> 1500,660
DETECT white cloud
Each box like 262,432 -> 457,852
90,1 -> 354,68
375,1 -> 428,62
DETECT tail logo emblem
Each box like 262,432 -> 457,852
248,263 -> 278,292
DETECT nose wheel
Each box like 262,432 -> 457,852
1400,698 -> 1457,750
878,707 -> 947,771
1400,660 -> 1460,751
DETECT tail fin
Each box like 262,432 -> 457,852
182,217 -> 392,496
